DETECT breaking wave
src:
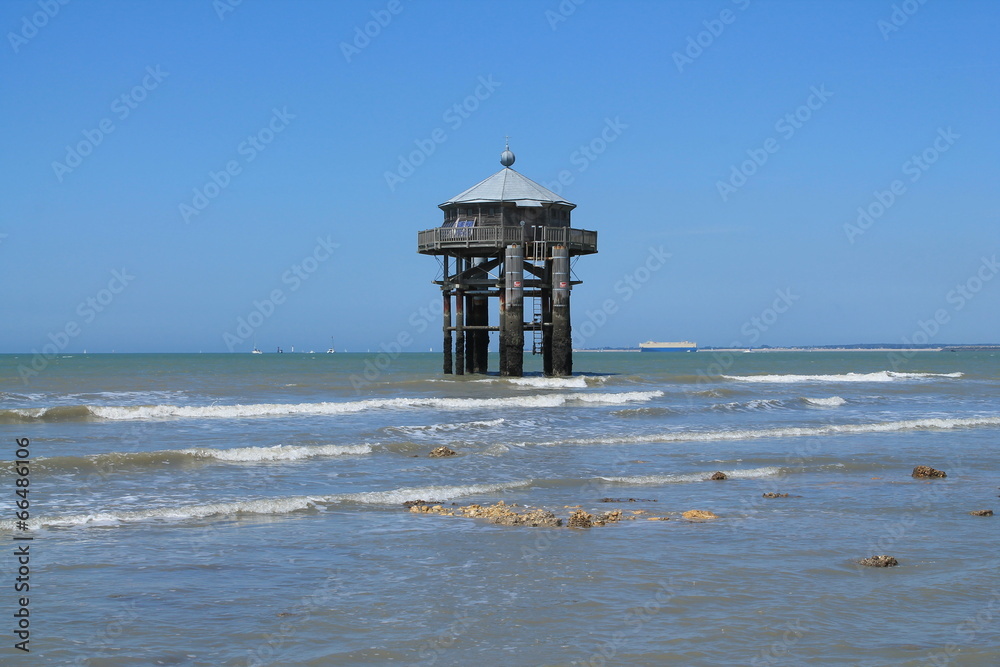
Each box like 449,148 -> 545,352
600,466 -> 782,485
544,415 -> 1000,447
711,399 -> 785,412
0,391 -> 663,423
473,375 -> 610,389
506,376 -> 606,389
0,480 -> 532,530
611,407 -> 675,418
722,371 -> 963,383
803,396 -> 847,407
385,418 -> 506,435
30,443 -> 374,473
711,397 -> 847,411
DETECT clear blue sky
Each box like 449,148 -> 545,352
3,0 -> 998,353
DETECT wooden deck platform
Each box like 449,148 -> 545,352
417,225 -> 597,257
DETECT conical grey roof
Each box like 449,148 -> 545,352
440,168 -> 575,209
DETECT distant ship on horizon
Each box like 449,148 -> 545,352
639,341 -> 697,352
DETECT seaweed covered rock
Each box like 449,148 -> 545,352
682,510 -> 717,520
599,497 -> 656,503
859,555 -> 898,567
593,510 -> 624,526
969,509 -> 993,517
489,508 -> 562,527
408,501 -> 641,529
403,499 -> 445,508
762,492 -> 789,498
428,446 -> 457,458
411,501 -> 563,527
709,471 -> 728,480
912,465 -> 946,478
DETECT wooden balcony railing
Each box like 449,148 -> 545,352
417,226 -> 598,255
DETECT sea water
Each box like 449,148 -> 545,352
1,351 -> 998,665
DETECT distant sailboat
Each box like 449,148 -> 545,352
326,336 -> 336,354
251,335 -> 262,354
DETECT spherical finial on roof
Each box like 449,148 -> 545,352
500,136 -> 515,167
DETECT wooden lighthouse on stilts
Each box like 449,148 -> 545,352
416,143 -> 598,377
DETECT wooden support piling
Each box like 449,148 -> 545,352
465,291 -> 475,374
473,296 -> 489,373
455,278 -> 465,377
551,245 -> 572,377
501,245 -> 524,377
442,256 -> 452,374
542,285 -> 553,377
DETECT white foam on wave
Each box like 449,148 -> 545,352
387,418 -> 506,435
181,443 -> 373,462
804,396 -> 847,407
0,480 -> 532,530
548,415 -> 1000,447
600,466 -> 781,485
723,371 -> 963,383
86,392 -> 663,421
571,391 -> 663,405
507,376 -> 592,389
344,480 -> 531,505
0,392 -> 46,402
712,399 -> 784,411
476,375 -> 609,389
3,495 -> 324,530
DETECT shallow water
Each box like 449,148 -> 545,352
1,351 -> 998,665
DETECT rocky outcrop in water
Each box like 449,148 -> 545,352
762,492 -> 789,498
682,510 -> 718,520
912,465 -> 946,478
859,555 -> 898,567
409,501 -> 562,527
969,509 -> 993,516
599,497 -> 656,503
402,499 -> 446,508
428,447 -> 457,458
566,509 -> 626,528
406,501 -> 643,528
709,471 -> 728,480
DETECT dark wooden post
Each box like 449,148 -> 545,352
542,284 -> 553,376
442,255 -> 452,374
501,245 -> 524,376
498,290 -> 506,374
471,296 -> 488,373
466,293 -> 475,374
455,278 -> 465,377
552,245 -> 572,376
